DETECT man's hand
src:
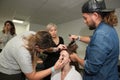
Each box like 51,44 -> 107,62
69,34 -> 79,41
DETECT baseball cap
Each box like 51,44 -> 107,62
82,0 -> 114,13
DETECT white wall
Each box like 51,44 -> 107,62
15,23 -> 29,34
29,23 -> 45,32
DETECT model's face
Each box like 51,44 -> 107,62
59,50 -> 70,64
48,26 -> 57,38
82,13 -> 96,30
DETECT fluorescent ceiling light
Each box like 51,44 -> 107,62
12,19 -> 24,24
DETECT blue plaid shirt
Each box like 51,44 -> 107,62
83,22 -> 119,80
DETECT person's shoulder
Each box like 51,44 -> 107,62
69,66 -> 83,80
96,22 -> 113,35
58,36 -> 64,43
59,36 -> 64,40
71,66 -> 81,75
100,22 -> 112,29
59,36 -> 63,39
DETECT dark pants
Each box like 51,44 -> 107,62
0,72 -> 25,80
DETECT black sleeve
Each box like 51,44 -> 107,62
59,36 -> 64,44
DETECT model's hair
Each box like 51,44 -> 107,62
26,31 -> 54,67
67,41 -> 81,73
3,20 -> 16,35
46,23 -> 57,31
103,11 -> 118,26
67,40 -> 78,53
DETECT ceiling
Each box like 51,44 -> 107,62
0,0 -> 120,25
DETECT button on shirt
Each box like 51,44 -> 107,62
83,22 -> 119,80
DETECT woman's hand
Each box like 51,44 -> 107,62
57,44 -> 67,50
54,57 -> 69,70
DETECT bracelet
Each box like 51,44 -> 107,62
77,36 -> 81,41
51,66 -> 55,73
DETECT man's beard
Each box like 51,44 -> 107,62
88,20 -> 96,30
89,26 -> 96,30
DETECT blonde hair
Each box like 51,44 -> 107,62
46,23 -> 57,31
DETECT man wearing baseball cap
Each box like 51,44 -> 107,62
69,0 -> 119,80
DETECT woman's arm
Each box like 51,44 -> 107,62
25,57 -> 68,80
